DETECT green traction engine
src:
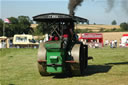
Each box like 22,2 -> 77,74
33,13 -> 91,76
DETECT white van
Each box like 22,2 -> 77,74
13,34 -> 39,48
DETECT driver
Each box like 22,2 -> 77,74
63,22 -> 74,40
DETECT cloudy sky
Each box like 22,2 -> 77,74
1,0 -> 128,25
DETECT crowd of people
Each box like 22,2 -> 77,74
105,39 -> 118,48
105,38 -> 128,48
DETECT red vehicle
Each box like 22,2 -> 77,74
119,34 -> 128,47
79,33 -> 103,48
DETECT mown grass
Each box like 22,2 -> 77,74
0,47 -> 128,85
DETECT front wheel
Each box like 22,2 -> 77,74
38,63 -> 49,76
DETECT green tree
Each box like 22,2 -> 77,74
7,17 -> 19,37
18,16 -> 33,34
120,22 -> 128,31
2,16 -> 33,37
99,28 -> 105,32
32,28 -> 43,36
93,22 -> 96,25
0,19 -> 3,36
112,20 -> 117,25
36,22 -> 53,35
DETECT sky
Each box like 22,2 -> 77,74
1,0 -> 128,25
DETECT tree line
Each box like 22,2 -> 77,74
111,20 -> 128,31
0,16 -> 128,37
0,16 -> 48,37
76,20 -> 128,33
0,16 -> 34,37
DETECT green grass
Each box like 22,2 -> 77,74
0,47 -> 128,85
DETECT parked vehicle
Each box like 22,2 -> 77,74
119,34 -> 128,47
13,34 -> 39,48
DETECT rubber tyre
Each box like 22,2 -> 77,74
80,44 -> 88,75
38,63 -> 49,76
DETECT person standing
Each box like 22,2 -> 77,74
126,39 -> 128,47
126,39 -> 128,44
114,40 -> 117,48
105,39 -> 109,46
43,34 -> 49,42
110,40 -> 114,48
110,40 -> 112,48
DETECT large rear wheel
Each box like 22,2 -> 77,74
80,44 -> 88,75
71,43 -> 88,76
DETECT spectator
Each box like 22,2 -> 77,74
110,40 -> 112,48
126,39 -> 128,44
95,43 -> 99,48
114,40 -> 117,48
110,40 -> 115,48
105,39 -> 109,46
43,34 -> 49,42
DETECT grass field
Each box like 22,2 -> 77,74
0,47 -> 128,85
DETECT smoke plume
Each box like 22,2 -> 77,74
106,0 -> 128,14
106,0 -> 115,12
121,0 -> 128,14
67,0 -> 128,16
68,0 -> 84,16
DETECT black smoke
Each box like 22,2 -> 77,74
68,0 -> 128,16
106,0 -> 128,14
68,0 -> 84,16
121,0 -> 128,14
106,0 -> 115,12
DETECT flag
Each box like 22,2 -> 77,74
4,19 -> 10,23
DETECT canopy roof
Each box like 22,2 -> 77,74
33,13 -> 89,23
